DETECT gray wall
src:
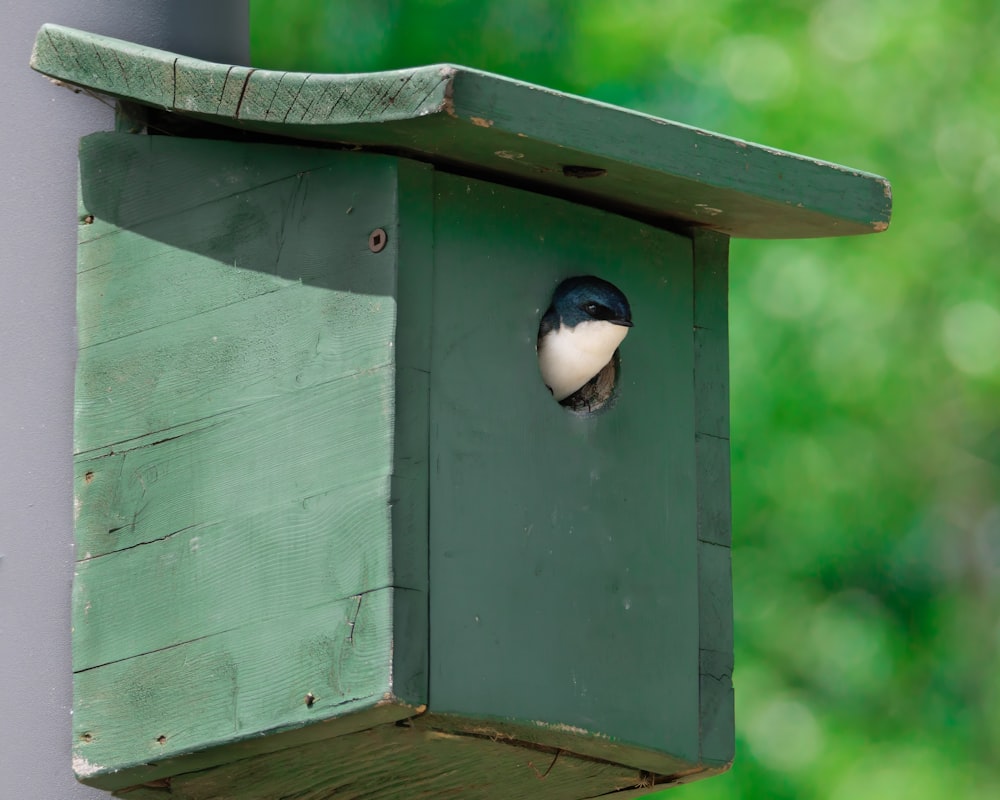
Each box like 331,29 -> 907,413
0,4 -> 248,796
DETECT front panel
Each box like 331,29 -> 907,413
428,171 -> 701,769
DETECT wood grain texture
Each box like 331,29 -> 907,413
74,361 -> 396,559
81,702 -> 422,793
73,477 -> 394,669
32,23 -> 892,239
103,711 -> 727,798
111,714 -> 664,800
75,590 -> 395,783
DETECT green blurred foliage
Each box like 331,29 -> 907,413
252,2 -> 1000,797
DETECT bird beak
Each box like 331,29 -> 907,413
612,319 -> 633,328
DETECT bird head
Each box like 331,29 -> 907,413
549,276 -> 633,329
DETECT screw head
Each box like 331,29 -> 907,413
368,228 -> 388,253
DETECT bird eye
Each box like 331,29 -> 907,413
583,302 -> 600,315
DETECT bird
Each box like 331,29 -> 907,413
537,276 -> 633,406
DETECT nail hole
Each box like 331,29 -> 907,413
562,165 -> 607,179
82,214 -> 95,224
537,276 -> 632,414
305,692 -> 316,708
368,228 -> 387,253
84,471 -> 95,484
80,733 -> 93,743
156,735 -> 167,745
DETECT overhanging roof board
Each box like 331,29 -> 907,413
31,23 -> 891,239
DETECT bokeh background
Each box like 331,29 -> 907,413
251,2 -> 1000,798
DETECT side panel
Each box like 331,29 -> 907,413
693,230 -> 735,767
389,160 -> 436,705
72,134 -> 409,786
428,172 -> 700,768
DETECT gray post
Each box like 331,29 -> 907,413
0,3 -> 249,796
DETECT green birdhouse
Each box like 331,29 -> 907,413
32,24 -> 891,800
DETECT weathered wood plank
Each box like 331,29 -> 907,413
699,647 -> 735,767
33,23 -> 892,239
129,714 -> 658,800
692,230 -> 734,767
693,230 -> 732,548
423,714 -> 707,780
76,132 -> 383,236
695,434 -> 732,549
75,284 -> 395,453
74,365 -> 395,559
693,231 -> 730,337
693,232 -> 730,443
387,160 -> 436,707
100,709 -> 725,798
84,703 -> 417,793
697,542 -> 733,663
73,476 -> 392,670
74,590 -> 397,784
77,225 -> 291,349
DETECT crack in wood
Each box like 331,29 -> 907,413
217,65 -> 236,115
77,522 -> 204,563
528,748 -> 561,780
73,586 -> 408,674
425,724 -> 668,785
347,594 -> 363,645
233,68 -> 257,119
75,412 -> 227,458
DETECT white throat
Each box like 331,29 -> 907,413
538,320 -> 629,401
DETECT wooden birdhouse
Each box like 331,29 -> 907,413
31,24 -> 891,799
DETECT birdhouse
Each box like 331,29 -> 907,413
32,24 -> 891,800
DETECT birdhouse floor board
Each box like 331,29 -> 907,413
33,23 -> 891,239
107,714 -> 719,800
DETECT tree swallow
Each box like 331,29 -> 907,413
537,276 -> 633,405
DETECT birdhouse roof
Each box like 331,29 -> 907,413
31,23 -> 891,239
